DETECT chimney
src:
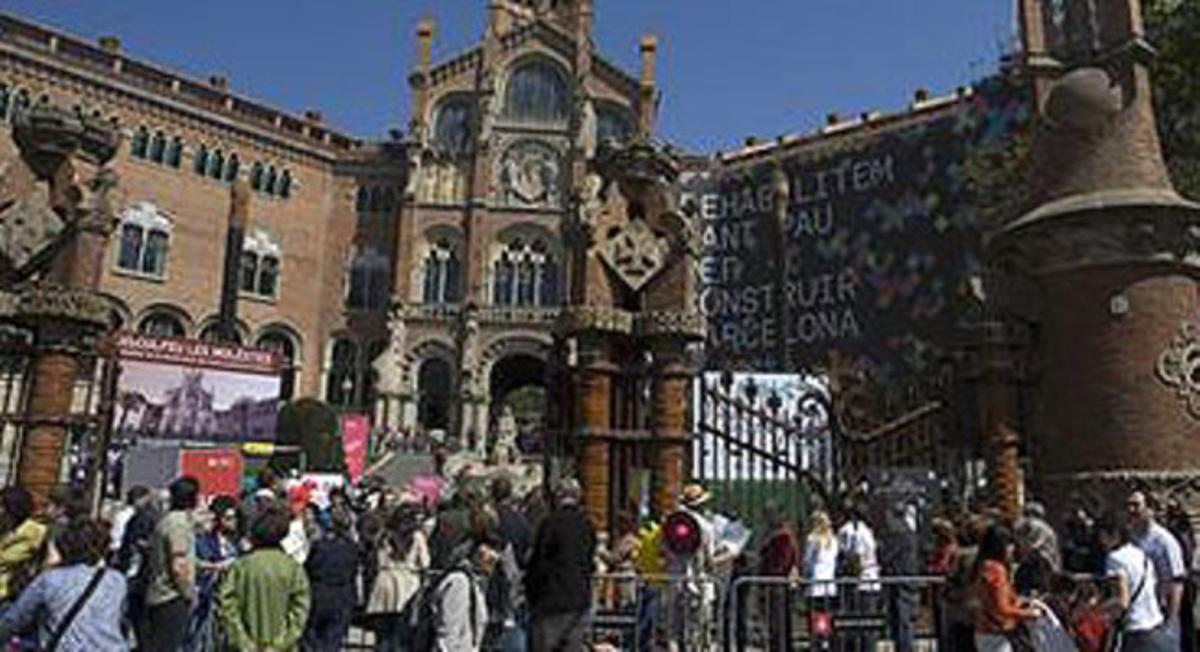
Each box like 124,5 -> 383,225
913,88 -> 930,103
488,1 -> 512,38
97,36 -> 121,53
304,110 -> 324,124
209,75 -> 229,92
416,19 -> 435,71
640,35 -> 659,88
826,112 -> 840,126
637,34 -> 658,137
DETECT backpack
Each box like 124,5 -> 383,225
408,567 -> 479,652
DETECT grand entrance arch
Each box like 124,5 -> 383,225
488,353 -> 548,452
416,358 -> 453,432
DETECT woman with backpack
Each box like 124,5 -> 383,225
0,517 -> 128,651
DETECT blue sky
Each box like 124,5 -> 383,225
4,1 -> 1015,152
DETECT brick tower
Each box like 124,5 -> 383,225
996,0 -> 1200,516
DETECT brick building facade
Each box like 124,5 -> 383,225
0,2 -> 648,442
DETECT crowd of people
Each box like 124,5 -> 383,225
1,458 -> 1199,652
0,464 -> 601,652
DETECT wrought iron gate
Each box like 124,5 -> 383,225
693,371 -> 834,525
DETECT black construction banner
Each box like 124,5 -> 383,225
686,76 -> 1029,377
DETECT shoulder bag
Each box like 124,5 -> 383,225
42,566 -> 107,652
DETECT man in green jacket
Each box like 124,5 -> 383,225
218,503 -> 310,652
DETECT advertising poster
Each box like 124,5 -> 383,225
113,333 -> 282,445
340,413 -> 371,483
180,448 -> 245,500
685,76 -> 1030,378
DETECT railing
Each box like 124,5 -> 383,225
341,570 -> 1118,651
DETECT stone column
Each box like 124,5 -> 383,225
972,321 -> 1027,521
11,290 -> 113,505
650,341 -> 692,517
577,338 -> 615,531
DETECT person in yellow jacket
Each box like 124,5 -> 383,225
633,517 -> 665,650
0,486 -> 47,606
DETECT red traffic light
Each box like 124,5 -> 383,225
663,510 -> 703,556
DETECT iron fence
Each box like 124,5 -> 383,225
339,568 -> 1127,651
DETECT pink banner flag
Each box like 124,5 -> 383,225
341,413 -> 371,483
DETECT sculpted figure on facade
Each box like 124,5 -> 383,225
375,306 -> 410,396
497,140 -> 562,208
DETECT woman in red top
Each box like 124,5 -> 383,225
972,524 -> 1041,652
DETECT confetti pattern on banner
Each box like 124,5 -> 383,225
689,76 -> 1031,378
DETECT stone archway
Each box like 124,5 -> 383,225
417,357 -> 454,432
489,353 -> 548,434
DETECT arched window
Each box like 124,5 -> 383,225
279,170 -> 292,198
381,187 -> 395,212
199,322 -> 243,345
503,60 -> 569,124
491,236 -> 559,307
596,105 -> 633,143
137,311 -> 186,338
224,153 -> 240,183
369,187 -> 382,212
355,187 -> 369,213
348,247 -> 391,311
241,230 -> 282,299
0,84 -> 10,121
265,166 -> 278,195
148,131 -> 167,163
208,149 -> 225,180
165,137 -> 183,168
130,127 -> 150,159
258,331 -> 299,401
115,202 -> 172,278
433,97 -> 475,157
239,252 -> 259,293
250,162 -> 265,191
194,145 -> 209,175
422,240 -> 461,304
258,256 -> 279,297
493,252 -> 515,305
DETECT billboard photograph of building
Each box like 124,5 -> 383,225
113,334 -> 281,444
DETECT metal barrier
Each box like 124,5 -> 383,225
729,575 -> 946,652
589,572 -> 725,652
341,570 -> 1118,650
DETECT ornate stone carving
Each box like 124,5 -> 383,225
556,305 -> 633,335
598,219 -> 668,292
496,140 -> 562,208
1157,322 -> 1200,420
374,308 -> 409,396
0,170 -> 62,282
0,283 -> 114,329
570,172 -> 606,245
634,310 -> 706,340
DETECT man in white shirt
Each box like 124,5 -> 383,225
1128,491 -> 1186,643
1097,516 -> 1174,652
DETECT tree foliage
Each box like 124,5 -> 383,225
274,398 -> 344,473
1146,0 -> 1200,199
